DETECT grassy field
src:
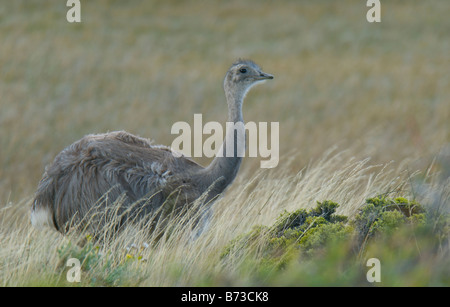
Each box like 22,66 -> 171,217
0,0 -> 449,286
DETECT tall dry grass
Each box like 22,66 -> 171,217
0,150 -> 430,286
0,0 -> 449,286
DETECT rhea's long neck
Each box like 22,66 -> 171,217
201,87 -> 246,195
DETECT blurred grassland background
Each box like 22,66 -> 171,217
0,0 -> 449,286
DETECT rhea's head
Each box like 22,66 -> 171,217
224,59 -> 273,101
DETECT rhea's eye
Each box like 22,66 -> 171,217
239,68 -> 247,73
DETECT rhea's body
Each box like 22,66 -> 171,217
31,60 -> 273,234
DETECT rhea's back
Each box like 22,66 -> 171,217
32,131 -> 204,232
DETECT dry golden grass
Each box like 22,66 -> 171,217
0,0 -> 448,286
0,150 -> 430,286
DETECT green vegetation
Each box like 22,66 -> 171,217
55,236 -> 147,287
18,196 -> 447,287
220,197 -> 448,286
353,197 -> 426,245
221,201 -> 351,266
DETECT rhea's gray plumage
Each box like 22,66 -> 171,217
31,59 -> 273,234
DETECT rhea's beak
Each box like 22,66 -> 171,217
256,71 -> 274,80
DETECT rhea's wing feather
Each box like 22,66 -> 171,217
32,131 -> 205,230
80,133 -> 206,224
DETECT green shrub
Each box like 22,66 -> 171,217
55,235 -> 146,286
221,196 -> 448,285
221,200 -> 352,269
352,196 -> 426,248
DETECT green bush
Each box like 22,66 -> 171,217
55,235 -> 145,286
221,200 -> 353,269
220,196 -> 449,286
352,196 -> 426,248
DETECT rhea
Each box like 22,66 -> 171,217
31,60 -> 273,234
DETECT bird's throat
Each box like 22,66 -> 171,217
199,94 -> 245,196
